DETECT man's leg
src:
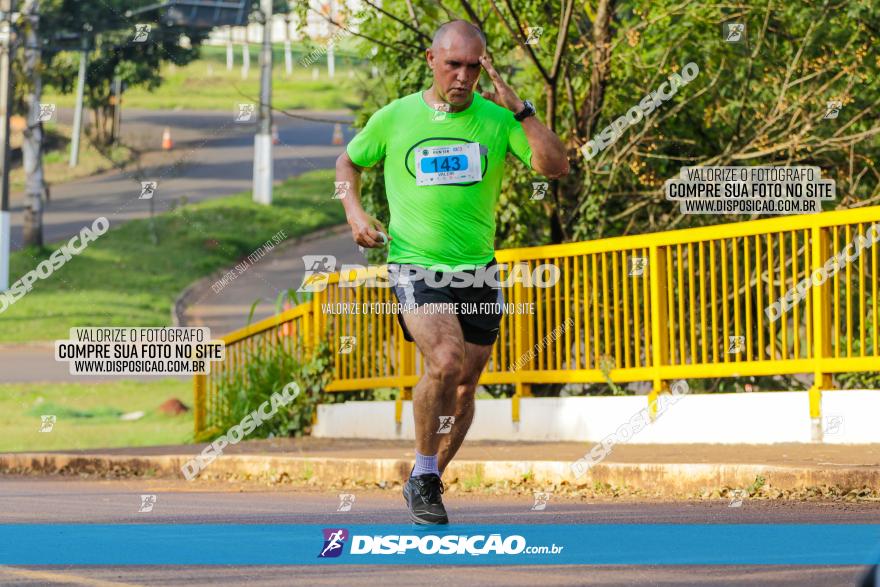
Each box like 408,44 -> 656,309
437,341 -> 493,473
400,306 -> 465,464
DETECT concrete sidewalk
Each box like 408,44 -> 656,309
3,438 -> 878,499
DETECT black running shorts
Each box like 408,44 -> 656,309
387,258 -> 504,346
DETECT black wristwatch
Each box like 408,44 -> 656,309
514,100 -> 536,122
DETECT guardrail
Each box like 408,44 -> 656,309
195,207 -> 880,439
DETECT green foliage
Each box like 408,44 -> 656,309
598,355 -> 626,395
213,337 -> 335,439
325,387 -> 399,402
34,0 -> 211,142
748,475 -> 767,496
342,1 -> 879,245
44,48 -> 367,112
24,402 -> 123,419
838,371 -> 880,390
481,383 -> 513,398
333,1 -> 880,397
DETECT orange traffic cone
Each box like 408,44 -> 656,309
161,127 -> 174,150
271,123 -> 280,145
332,123 -> 343,145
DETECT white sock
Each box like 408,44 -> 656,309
412,452 -> 439,477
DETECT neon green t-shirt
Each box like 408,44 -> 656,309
346,91 -> 533,270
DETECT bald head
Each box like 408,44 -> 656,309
432,20 -> 486,51
426,20 -> 486,108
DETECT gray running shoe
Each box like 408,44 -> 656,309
402,473 -> 449,525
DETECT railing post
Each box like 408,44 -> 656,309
512,262 -> 532,422
648,244 -> 670,418
193,373 -> 206,438
311,289 -> 324,351
307,289 -> 323,422
810,225 -> 833,441
303,294 -> 314,355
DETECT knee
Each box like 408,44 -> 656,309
426,345 -> 464,385
456,383 -> 476,404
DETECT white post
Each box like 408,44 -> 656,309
69,39 -> 87,167
0,211 -> 9,291
0,1 -> 13,291
241,37 -> 250,79
21,0 -> 45,248
252,0 -> 273,205
226,26 -> 233,71
327,44 -> 335,79
326,0 -> 335,79
283,15 -> 292,76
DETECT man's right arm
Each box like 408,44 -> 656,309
335,151 -> 390,248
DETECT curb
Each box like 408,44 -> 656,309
2,452 -> 878,496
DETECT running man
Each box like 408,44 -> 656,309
335,20 -> 569,524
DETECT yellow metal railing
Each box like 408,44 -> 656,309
194,301 -> 313,439
195,207 -> 880,437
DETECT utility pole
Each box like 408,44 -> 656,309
283,13 -> 291,77
69,29 -> 89,167
241,33 -> 249,79
0,0 -> 14,291
326,0 -> 335,79
226,25 -> 233,71
252,0 -> 272,205
21,0 -> 45,248
111,73 -> 121,143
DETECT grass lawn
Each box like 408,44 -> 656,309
43,44 -> 370,112
0,379 -> 193,452
0,169 -> 344,343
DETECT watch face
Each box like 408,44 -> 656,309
517,100 -> 535,120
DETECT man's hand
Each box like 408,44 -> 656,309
349,211 -> 391,248
479,56 -> 525,113
478,56 -> 570,179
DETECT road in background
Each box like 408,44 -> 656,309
7,107 -> 351,250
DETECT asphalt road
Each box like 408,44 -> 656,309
8,107 -> 352,250
0,477 -> 876,586
0,342 -> 193,383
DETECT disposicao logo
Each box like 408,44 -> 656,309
318,528 -> 349,558
317,530 -> 564,558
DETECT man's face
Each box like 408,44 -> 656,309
426,35 -> 484,106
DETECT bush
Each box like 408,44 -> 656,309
212,337 -> 334,440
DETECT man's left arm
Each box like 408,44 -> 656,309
479,56 -> 570,179
518,115 -> 570,179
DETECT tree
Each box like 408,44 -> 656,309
310,0 -> 879,248
299,0 -> 880,393
39,0 -> 212,146
15,0 -> 220,246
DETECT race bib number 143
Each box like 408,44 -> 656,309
415,142 -> 482,186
